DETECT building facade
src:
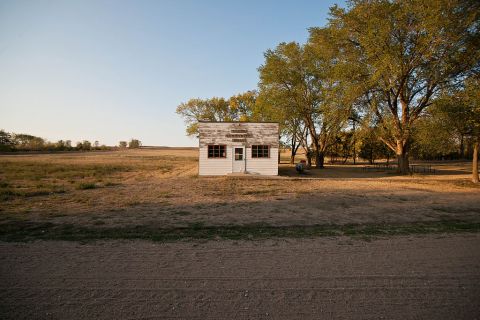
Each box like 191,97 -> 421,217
198,122 -> 279,176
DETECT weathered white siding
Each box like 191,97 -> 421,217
245,147 -> 278,175
198,146 -> 233,175
198,122 -> 279,176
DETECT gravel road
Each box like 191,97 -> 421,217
1,234 -> 479,319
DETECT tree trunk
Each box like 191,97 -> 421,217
460,134 -> 465,159
473,140 -> 479,184
305,118 -> 323,169
396,142 -> 410,174
306,150 -> 312,168
312,147 -> 325,169
317,151 -> 325,168
290,135 -> 296,165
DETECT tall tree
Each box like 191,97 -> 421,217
13,134 -> 46,150
258,42 -> 348,168
0,130 -> 14,151
410,114 -> 458,160
176,97 -> 232,136
310,0 -> 480,173
229,91 -> 261,121
176,92 -> 265,137
128,139 -> 142,149
256,85 -> 307,165
434,77 -> 480,183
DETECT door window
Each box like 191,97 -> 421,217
234,148 -> 243,161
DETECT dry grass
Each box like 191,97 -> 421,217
0,148 -> 479,241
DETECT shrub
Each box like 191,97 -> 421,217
77,182 -> 96,190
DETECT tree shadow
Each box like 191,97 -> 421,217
278,161 -> 473,179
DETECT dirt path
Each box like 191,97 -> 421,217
1,235 -> 479,319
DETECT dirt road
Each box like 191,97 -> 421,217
1,235 -> 479,319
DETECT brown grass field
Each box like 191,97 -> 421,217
1,148 -> 480,319
0,148 -> 478,241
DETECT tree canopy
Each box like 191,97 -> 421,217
176,0 -> 480,177
309,0 -> 480,172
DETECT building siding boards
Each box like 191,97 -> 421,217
198,122 -> 279,176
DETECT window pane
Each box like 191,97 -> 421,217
252,145 -> 269,158
208,145 -> 226,158
235,148 -> 243,160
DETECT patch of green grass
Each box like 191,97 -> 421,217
0,186 -> 66,201
0,161 -> 131,182
0,220 -> 479,243
0,160 -> 132,201
76,182 -> 97,190
104,181 -> 121,187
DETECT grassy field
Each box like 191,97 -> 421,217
0,148 -> 479,241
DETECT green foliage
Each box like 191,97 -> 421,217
172,0 -> 479,172
410,115 -> 458,160
229,91 -> 264,121
0,130 -> 111,152
76,140 -> 92,150
176,91 -> 264,136
0,130 -> 14,151
327,131 -> 352,162
128,139 -> 142,148
309,0 -> 480,172
119,141 -> 127,148
13,133 -> 46,150
437,77 -> 480,139
358,128 -> 394,164
258,41 -> 350,167
417,76 -> 480,159
55,140 -> 72,151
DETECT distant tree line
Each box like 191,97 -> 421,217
0,130 -> 143,152
177,0 -> 480,182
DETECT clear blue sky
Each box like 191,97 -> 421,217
1,0 -> 345,146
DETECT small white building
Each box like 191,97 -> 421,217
198,121 -> 279,176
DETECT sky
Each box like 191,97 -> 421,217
0,0 -> 345,147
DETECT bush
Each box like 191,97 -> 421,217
77,182 -> 96,190
128,139 -> 141,148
